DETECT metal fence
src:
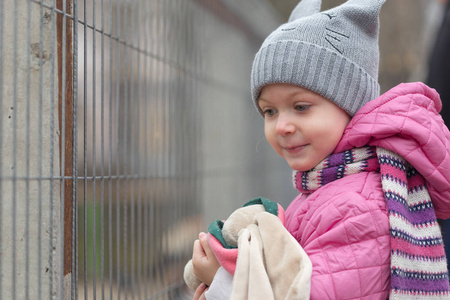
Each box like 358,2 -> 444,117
75,0 -> 204,298
0,0 -> 290,299
2,0 -> 437,299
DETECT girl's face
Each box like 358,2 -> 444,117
259,83 -> 351,172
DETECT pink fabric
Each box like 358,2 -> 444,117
336,82 -> 450,219
276,203 -> 286,225
285,82 -> 450,299
207,234 -> 238,276
286,172 -> 391,299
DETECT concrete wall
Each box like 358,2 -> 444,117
1,0 -> 61,298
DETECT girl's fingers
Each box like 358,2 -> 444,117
193,283 -> 208,300
191,232 -> 220,286
192,239 -> 206,262
198,232 -> 214,258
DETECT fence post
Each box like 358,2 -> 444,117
56,0 -> 75,298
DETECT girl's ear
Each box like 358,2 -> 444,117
288,0 -> 322,22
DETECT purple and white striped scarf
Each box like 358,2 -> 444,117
293,146 -> 450,299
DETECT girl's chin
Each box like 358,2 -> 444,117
288,161 -> 314,172
287,156 -> 322,172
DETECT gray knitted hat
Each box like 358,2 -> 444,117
251,0 -> 385,116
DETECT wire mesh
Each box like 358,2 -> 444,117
0,0 -> 285,299
76,0 -> 205,298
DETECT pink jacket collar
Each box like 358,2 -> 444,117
335,82 -> 450,219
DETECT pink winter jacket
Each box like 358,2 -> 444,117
285,82 -> 450,299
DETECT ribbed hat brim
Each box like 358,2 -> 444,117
251,41 -> 380,116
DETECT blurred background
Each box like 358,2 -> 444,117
0,0 -> 448,299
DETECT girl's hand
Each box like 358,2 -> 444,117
193,282 -> 208,300
192,232 -> 220,286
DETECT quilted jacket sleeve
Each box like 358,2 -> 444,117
286,172 -> 390,299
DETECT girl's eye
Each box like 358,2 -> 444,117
262,108 -> 276,117
295,104 -> 310,112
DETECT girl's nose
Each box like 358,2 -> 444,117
276,112 -> 296,136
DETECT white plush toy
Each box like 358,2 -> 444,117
183,204 -> 266,291
183,198 -> 312,300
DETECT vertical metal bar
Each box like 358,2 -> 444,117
128,1 -> 136,298
115,2 -> 121,300
122,2 -> 129,298
83,0 -> 88,298
153,0 -> 161,293
38,1 -> 45,298
159,0 -> 164,292
25,0 -> 32,298
52,0 -> 58,296
130,3 -> 137,296
175,1 -> 182,291
72,3 -> 76,298
72,0 -> 79,298
143,1 -> 150,298
180,0 -> 186,290
149,0 -> 156,294
172,6 -> 177,293
59,0 -> 66,296
0,0 -> 3,293
176,0 -> 181,291
169,1 -> 176,293
108,0 -> 114,298
175,1 -> 182,292
100,0 -> 106,298
71,75 -> 78,300
162,0 -> 170,291
12,0 -> 18,297
196,0 -> 204,223
92,0 -> 98,297
135,0 -> 143,297
165,1 -> 173,294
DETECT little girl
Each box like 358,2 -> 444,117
192,0 -> 450,299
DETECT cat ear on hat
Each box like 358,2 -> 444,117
288,0 -> 322,22
342,0 -> 386,13
335,0 -> 386,35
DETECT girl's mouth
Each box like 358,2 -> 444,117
284,145 -> 306,154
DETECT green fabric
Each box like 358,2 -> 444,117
208,220 -> 236,249
243,197 -> 278,217
208,197 -> 278,249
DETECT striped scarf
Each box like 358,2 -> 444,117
293,146 -> 450,299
